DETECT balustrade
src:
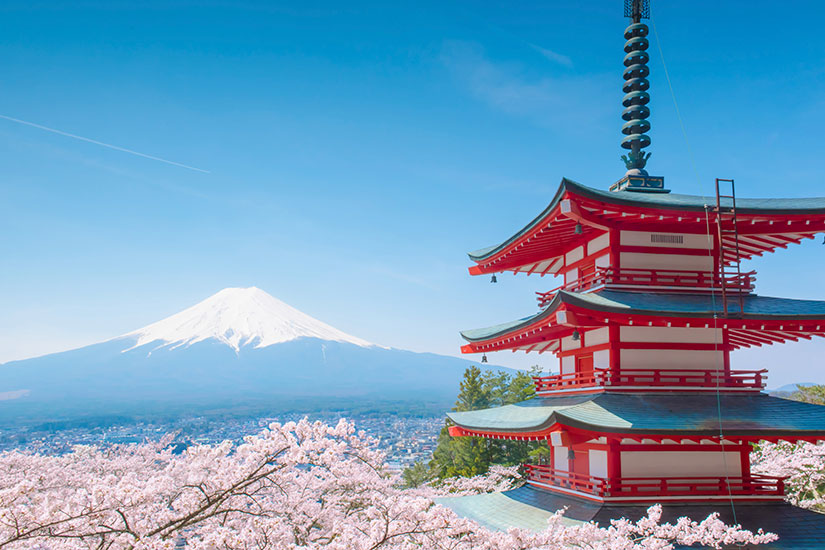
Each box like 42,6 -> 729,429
532,367 -> 767,393
536,267 -> 756,307
524,463 -> 785,499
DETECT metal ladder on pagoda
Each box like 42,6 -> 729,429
714,178 -> 745,317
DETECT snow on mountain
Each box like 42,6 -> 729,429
0,286 -> 493,424
122,287 -> 374,353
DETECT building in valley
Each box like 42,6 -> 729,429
438,1 -> 825,547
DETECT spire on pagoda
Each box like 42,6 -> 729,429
620,0 -> 651,175
611,0 -> 668,194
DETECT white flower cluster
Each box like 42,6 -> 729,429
0,419 -> 777,549
751,440 -> 825,510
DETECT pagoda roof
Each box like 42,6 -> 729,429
460,290 -> 825,352
468,178 -> 825,274
437,485 -> 825,547
446,393 -> 825,438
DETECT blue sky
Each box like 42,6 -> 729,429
2,1 -> 825,388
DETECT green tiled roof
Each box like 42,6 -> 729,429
469,178 -> 825,261
570,291 -> 825,317
434,491 -> 585,531
460,312 -> 553,342
460,290 -> 825,342
447,393 -> 825,436
438,485 -> 825,548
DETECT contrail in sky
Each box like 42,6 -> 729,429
0,114 -> 210,173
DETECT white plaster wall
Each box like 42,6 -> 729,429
621,326 -> 722,344
620,252 -> 714,272
585,327 -> 610,346
565,267 -> 579,285
561,355 -> 575,374
620,231 -> 712,250
566,246 -> 584,265
621,451 -> 742,478
595,253 -> 611,269
594,349 -> 610,370
561,335 -> 581,352
554,446 -> 569,471
620,349 -> 724,371
588,234 -> 610,255
589,450 -> 608,479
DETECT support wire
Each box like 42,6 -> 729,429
651,16 -> 739,524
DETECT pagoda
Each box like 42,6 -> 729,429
439,1 -> 825,547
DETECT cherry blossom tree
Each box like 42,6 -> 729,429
751,440 -> 825,511
0,419 -> 777,549
416,464 -> 522,497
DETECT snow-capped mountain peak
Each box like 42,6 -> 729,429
122,287 -> 373,352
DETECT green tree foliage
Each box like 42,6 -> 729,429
426,365 -> 544,479
457,366 -> 490,412
791,384 -> 825,405
400,460 -> 436,488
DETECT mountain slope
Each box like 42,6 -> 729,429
0,288 -> 489,424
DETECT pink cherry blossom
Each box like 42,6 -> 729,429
751,440 -> 825,511
0,419 -> 778,549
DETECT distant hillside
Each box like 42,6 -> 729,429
770,383 -> 818,393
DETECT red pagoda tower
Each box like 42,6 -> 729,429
439,2 -> 825,547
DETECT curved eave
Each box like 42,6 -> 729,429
460,291 -> 825,354
468,180 -> 569,263
459,292 -> 567,355
447,393 -> 825,438
468,178 -> 825,275
564,291 -> 825,321
569,180 -> 825,216
460,292 -> 562,343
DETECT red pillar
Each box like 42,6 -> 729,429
607,438 -> 621,496
609,323 -> 621,383
722,329 -> 731,377
609,228 -> 620,266
740,443 -> 752,477
607,438 -> 621,478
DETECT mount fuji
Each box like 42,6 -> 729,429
0,287 -> 487,425
123,287 -> 375,353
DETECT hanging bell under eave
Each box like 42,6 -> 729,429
574,222 -> 583,235
491,274 -> 497,283
481,353 -> 488,363
572,329 -> 581,341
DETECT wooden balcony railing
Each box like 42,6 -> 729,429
523,463 -> 607,496
536,267 -> 756,306
532,369 -> 610,392
532,367 -> 767,393
524,463 -> 785,500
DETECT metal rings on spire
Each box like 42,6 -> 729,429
620,0 -> 652,174
621,21 -> 651,172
